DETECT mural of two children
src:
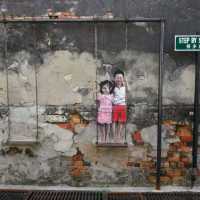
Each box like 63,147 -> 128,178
97,69 -> 127,144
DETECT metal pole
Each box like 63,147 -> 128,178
0,18 -> 165,24
124,21 -> 128,144
32,24 -> 39,142
4,22 -> 11,143
156,21 -> 165,190
95,23 -> 99,144
191,49 -> 200,187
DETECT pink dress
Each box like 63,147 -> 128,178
97,94 -> 113,124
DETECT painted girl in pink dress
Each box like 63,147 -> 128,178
97,80 -> 113,143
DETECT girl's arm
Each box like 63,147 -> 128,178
110,81 -> 115,94
96,94 -> 101,109
124,75 -> 129,92
124,76 -> 129,104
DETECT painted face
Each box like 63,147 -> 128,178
102,84 -> 110,95
115,74 -> 124,87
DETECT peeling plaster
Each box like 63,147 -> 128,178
37,50 -> 97,105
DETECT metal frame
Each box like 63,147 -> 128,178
0,18 -> 165,190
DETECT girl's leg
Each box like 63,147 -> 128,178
107,124 -> 112,143
105,124 -> 108,143
99,124 -> 105,143
105,124 -> 111,143
116,123 -> 121,143
112,122 -> 117,143
103,124 -> 106,143
118,122 -> 125,143
116,122 -> 121,143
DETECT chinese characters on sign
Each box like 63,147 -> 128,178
175,35 -> 200,51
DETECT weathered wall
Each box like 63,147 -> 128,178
0,0 -> 199,187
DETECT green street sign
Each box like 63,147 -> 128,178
175,35 -> 200,51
